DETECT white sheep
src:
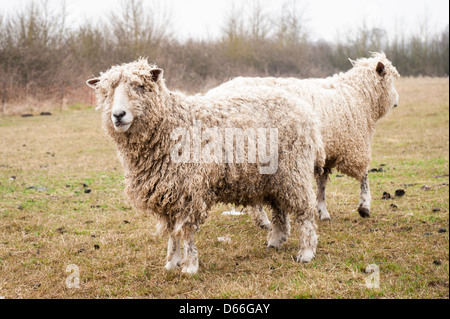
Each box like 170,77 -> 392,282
86,58 -> 325,274
206,52 -> 400,221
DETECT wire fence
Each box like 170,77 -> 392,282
0,83 -> 95,116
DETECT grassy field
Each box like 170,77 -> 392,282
0,77 -> 448,299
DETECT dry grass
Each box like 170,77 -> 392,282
0,77 -> 448,299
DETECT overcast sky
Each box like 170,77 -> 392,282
0,0 -> 448,42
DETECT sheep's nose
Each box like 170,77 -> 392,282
113,111 -> 126,121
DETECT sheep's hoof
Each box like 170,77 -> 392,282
259,222 -> 271,230
318,209 -> 331,221
164,261 -> 181,271
267,235 -> 286,250
297,249 -> 315,263
358,206 -> 371,218
181,263 -> 199,275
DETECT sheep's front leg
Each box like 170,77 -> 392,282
357,173 -> 371,218
165,232 -> 182,271
317,171 -> 331,221
294,185 -> 318,262
181,227 -> 199,275
296,218 -> 318,263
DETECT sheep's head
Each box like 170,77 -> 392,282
86,59 -> 165,133
349,52 -> 401,119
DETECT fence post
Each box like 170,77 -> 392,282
25,83 -> 29,112
1,82 -> 5,116
61,82 -> 65,112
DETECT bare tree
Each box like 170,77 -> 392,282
247,0 -> 271,41
107,0 -> 173,60
221,0 -> 247,41
275,0 -> 309,47
0,0 -> 68,86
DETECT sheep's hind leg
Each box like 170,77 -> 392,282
357,173 -> 371,218
165,232 -> 182,271
247,205 -> 271,230
317,170 -> 331,221
267,206 -> 290,249
181,225 -> 199,275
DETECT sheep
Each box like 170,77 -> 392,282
205,52 -> 400,221
86,58 -> 325,274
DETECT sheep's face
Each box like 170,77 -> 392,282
350,53 -> 400,119
108,82 -> 135,132
86,62 -> 164,133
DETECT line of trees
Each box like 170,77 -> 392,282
0,0 -> 448,107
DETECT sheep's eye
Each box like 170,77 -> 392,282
137,84 -> 152,93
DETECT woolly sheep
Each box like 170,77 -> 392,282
206,52 -> 400,221
86,58 -> 325,275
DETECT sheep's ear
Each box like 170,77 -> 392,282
376,62 -> 387,77
150,68 -> 163,82
86,78 -> 100,89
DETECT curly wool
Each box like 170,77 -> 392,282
206,52 -> 400,180
92,59 -> 325,238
